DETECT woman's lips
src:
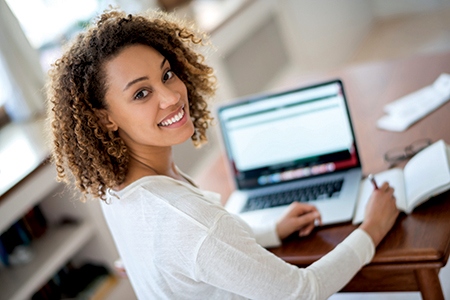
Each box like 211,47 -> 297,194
158,105 -> 185,127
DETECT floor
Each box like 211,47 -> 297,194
104,8 -> 450,300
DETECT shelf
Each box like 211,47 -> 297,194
0,118 -> 50,197
0,162 -> 58,234
0,221 -> 94,300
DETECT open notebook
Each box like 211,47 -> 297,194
217,79 -> 363,227
353,139 -> 450,224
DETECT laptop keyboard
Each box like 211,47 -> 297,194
241,179 -> 344,212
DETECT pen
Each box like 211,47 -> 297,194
368,174 -> 379,190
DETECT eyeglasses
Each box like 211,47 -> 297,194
384,138 -> 432,167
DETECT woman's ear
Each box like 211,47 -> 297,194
94,109 -> 119,132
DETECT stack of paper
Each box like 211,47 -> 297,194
377,73 -> 450,132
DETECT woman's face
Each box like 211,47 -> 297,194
100,44 -> 194,151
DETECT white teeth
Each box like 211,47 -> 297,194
160,108 -> 185,126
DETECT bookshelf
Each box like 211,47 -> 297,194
0,119 -> 120,299
0,161 -> 57,236
0,222 -> 94,300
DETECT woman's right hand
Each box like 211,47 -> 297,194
359,182 -> 400,246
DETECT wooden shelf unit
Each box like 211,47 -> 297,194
0,120 -> 120,299
0,221 -> 94,300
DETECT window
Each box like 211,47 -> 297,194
5,0 -> 105,70
0,0 -> 246,128
0,59 -> 11,126
0,0 -> 144,126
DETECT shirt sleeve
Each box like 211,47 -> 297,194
195,212 -> 374,300
233,214 -> 282,248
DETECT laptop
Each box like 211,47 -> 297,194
216,79 -> 362,227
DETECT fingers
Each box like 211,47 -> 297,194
284,202 -> 318,217
276,202 -> 322,240
288,202 -> 321,224
114,259 -> 127,278
379,182 -> 394,195
299,221 -> 316,237
296,210 -> 321,236
288,204 -> 320,235
369,182 -> 397,210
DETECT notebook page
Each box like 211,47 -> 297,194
404,140 -> 450,212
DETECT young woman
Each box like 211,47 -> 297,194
47,8 -> 399,299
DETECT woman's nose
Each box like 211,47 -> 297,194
158,86 -> 180,109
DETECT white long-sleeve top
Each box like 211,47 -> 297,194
101,174 -> 374,300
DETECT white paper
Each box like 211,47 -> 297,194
404,140 -> 450,212
377,73 -> 450,132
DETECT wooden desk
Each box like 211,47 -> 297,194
195,51 -> 450,299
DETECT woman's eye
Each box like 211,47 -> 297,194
163,70 -> 174,82
134,89 -> 149,100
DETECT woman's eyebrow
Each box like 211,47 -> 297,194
123,58 -> 167,91
123,76 -> 148,91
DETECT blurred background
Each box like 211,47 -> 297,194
1,0 -> 450,299
3,0 -> 450,176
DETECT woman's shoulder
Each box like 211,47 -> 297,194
109,175 -> 222,206
105,175 -> 228,231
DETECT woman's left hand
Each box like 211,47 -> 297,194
276,202 -> 322,240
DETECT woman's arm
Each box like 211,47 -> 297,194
196,212 -> 374,300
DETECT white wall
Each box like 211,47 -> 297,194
277,0 -> 374,73
370,0 -> 450,18
204,0 -> 450,101
206,0 -> 376,99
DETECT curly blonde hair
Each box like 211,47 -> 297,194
47,8 -> 216,201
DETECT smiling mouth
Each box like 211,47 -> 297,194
158,105 -> 185,127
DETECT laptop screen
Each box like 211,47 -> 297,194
217,80 -> 361,190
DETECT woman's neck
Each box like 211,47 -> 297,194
130,145 -> 173,173
117,147 -> 189,190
